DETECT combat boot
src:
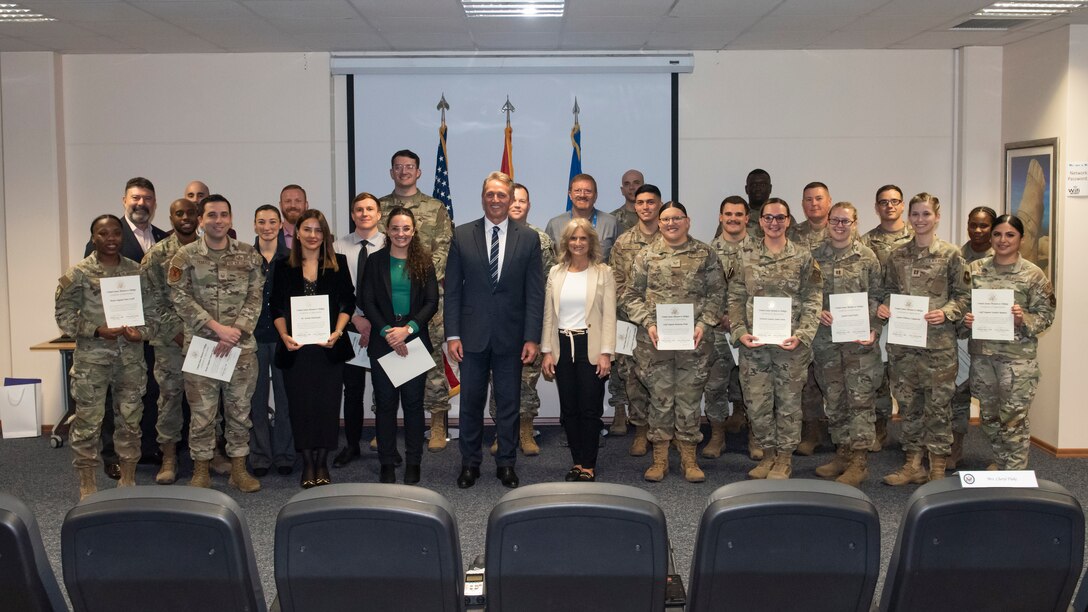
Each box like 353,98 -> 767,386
228,456 -> 261,493
519,418 -> 540,456
815,445 -> 849,478
643,441 -> 669,482
796,420 -> 822,456
428,413 -> 448,452
748,448 -> 776,479
190,459 -> 211,488
610,404 -> 628,436
118,460 -> 138,487
210,451 -> 232,476
948,431 -> 964,469
489,438 -> 498,456
882,451 -> 927,486
870,417 -> 889,452
701,420 -> 728,459
156,442 -> 177,484
836,449 -> 869,487
723,404 -> 747,433
748,431 -> 763,461
78,467 -> 97,500
370,437 -> 378,451
679,441 -> 706,483
629,425 -> 649,457
767,451 -> 793,480
928,452 -> 949,481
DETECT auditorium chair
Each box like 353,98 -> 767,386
879,477 -> 1083,612
0,492 -> 68,612
274,483 -> 463,612
485,482 -> 669,612
686,480 -> 880,612
61,486 -> 266,612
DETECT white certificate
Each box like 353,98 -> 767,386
377,338 -> 436,388
888,294 -> 929,348
291,295 -> 330,345
346,331 -> 371,368
615,320 -> 637,356
752,296 -> 791,346
655,303 -> 695,350
972,289 -> 1015,341
182,336 -> 240,382
100,275 -> 145,328
829,292 -> 870,343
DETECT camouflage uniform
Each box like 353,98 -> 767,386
609,204 -> 640,235
608,226 -> 661,428
788,220 -> 830,425
168,238 -> 264,461
882,237 -> 969,457
55,253 -> 151,468
965,256 -> 1054,469
704,234 -> 756,422
380,191 -> 453,415
811,240 -> 883,450
489,224 -> 556,419
140,234 -> 188,444
728,240 -> 822,452
623,237 -> 725,444
860,224 -> 915,421
787,220 -> 829,251
952,243 -> 995,434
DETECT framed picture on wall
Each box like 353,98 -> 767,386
1004,138 -> 1058,286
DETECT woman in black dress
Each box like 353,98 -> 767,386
272,209 -> 355,488
360,206 -> 438,484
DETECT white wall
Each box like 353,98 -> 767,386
955,46 -> 1004,240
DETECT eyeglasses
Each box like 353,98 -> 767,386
393,164 -> 417,172
877,198 -> 903,207
659,216 -> 687,225
761,214 -> 788,224
828,218 -> 855,227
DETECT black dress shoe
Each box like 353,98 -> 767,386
379,465 -> 397,483
252,467 -> 269,477
404,464 -> 421,485
457,466 -> 480,489
332,446 -> 360,468
496,466 -> 519,489
103,461 -> 121,481
565,467 -> 582,482
277,465 -> 293,476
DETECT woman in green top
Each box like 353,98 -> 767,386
361,206 -> 439,484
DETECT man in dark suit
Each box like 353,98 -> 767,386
277,184 -> 309,250
445,171 -> 544,489
83,177 -> 168,478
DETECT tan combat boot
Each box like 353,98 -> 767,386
815,445 -> 849,478
882,451 -> 927,486
370,437 -> 378,451
748,431 -> 763,461
796,420 -> 826,456
679,441 -> 706,483
78,467 -> 97,500
228,456 -> 261,493
767,451 -> 793,480
629,425 -> 649,457
948,431 -> 964,469
609,404 -> 628,436
928,452 -> 948,481
643,441 -> 669,482
210,451 -> 232,476
836,449 -> 869,487
118,460 -> 138,487
156,442 -> 177,485
723,404 -> 747,433
190,459 -> 212,488
489,438 -> 499,456
701,420 -> 728,459
748,448 -> 776,479
428,413 -> 448,452
870,417 -> 889,452
519,418 -> 540,456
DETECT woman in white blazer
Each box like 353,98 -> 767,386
541,218 -> 617,482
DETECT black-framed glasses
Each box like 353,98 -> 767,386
877,198 -> 903,207
659,215 -> 687,225
761,214 -> 787,224
828,218 -> 855,227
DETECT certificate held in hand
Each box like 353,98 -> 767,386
655,304 -> 695,350
972,289 -> 1014,341
100,275 -> 145,328
888,294 -> 929,348
752,296 -> 791,346
291,295 -> 330,345
829,292 -> 870,343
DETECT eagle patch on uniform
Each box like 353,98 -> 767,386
168,265 -> 183,283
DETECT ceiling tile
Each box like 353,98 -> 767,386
133,1 -> 256,20
369,17 -> 474,35
565,0 -> 671,18
348,0 -> 464,19
563,16 -> 659,33
20,1 -> 153,22
775,0 -> 889,16
669,0 -> 777,18
240,0 -> 359,20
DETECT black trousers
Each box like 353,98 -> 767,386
372,360 -> 426,466
555,332 -> 605,469
341,363 -> 368,448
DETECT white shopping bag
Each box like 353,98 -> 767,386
2,378 -> 42,438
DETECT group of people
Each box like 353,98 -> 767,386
54,158 -> 1055,501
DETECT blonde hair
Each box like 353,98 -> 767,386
558,218 -> 602,266
829,201 -> 858,221
909,192 -> 940,215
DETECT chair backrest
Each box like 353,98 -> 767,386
0,493 -> 68,612
687,479 -> 880,612
61,486 -> 266,612
274,483 -> 463,612
485,482 -> 669,612
880,477 -> 1084,612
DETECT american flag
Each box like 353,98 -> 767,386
432,122 -> 453,220
566,119 -> 581,211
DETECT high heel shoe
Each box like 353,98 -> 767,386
379,465 -> 396,483
300,449 -> 316,489
314,449 -> 331,486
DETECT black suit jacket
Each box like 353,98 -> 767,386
359,247 -> 439,360
270,253 -> 356,368
84,219 -> 167,262
444,217 -> 544,354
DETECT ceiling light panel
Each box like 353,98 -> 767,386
0,3 -> 54,22
463,1 -> 565,18
975,0 -> 1084,17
